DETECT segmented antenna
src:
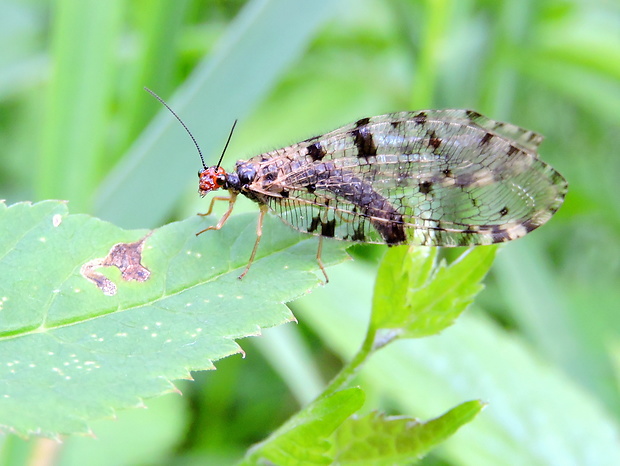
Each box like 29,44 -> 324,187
216,119 -> 237,170
144,87 -> 207,169
144,87 -> 238,171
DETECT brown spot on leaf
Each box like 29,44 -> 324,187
81,234 -> 151,296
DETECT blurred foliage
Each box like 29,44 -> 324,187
0,0 -> 618,464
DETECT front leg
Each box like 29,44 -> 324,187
198,195 -> 233,217
196,193 -> 238,236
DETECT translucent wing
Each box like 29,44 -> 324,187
245,110 -> 567,246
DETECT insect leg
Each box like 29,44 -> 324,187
196,193 -> 238,236
198,196 -> 233,217
316,236 -> 329,284
238,203 -> 268,280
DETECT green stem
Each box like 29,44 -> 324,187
240,323 -> 379,464
319,324 -> 378,400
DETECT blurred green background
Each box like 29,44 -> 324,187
0,0 -> 619,464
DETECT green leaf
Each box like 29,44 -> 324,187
371,247 -> 436,332
371,246 -> 497,339
330,401 -> 485,465
243,387 -> 365,466
38,0 -> 125,211
296,262 -> 620,465
0,200 -> 348,437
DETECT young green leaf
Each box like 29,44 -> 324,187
330,401 -> 485,465
371,246 -> 497,340
0,200 -> 348,437
298,263 -> 620,464
243,387 -> 365,466
371,246 -> 437,332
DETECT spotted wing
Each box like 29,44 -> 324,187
248,110 -> 567,246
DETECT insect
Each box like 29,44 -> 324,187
146,90 -> 567,282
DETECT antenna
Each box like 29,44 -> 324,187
144,87 -> 207,170
216,119 -> 237,169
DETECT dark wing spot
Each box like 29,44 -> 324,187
280,189 -> 289,198
550,171 -> 566,187
499,206 -> 509,216
306,142 -> 327,161
454,173 -> 487,187
390,121 -> 402,129
419,181 -> 433,194
351,223 -> 366,242
414,112 -> 427,125
306,184 -> 316,194
456,233 -> 476,247
465,109 -> 482,121
479,132 -> 494,146
308,216 -> 321,233
507,145 -> 519,157
490,225 -> 512,242
321,219 -> 336,238
443,168 -> 453,177
520,218 -> 540,234
427,130 -> 442,150
352,126 -> 378,157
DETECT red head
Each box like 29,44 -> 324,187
198,166 -> 227,197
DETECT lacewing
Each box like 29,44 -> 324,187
146,89 -> 567,282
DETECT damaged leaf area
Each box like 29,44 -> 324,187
0,201 -> 348,437
81,235 -> 152,296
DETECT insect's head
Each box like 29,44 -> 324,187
197,120 -> 237,196
198,166 -> 227,196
